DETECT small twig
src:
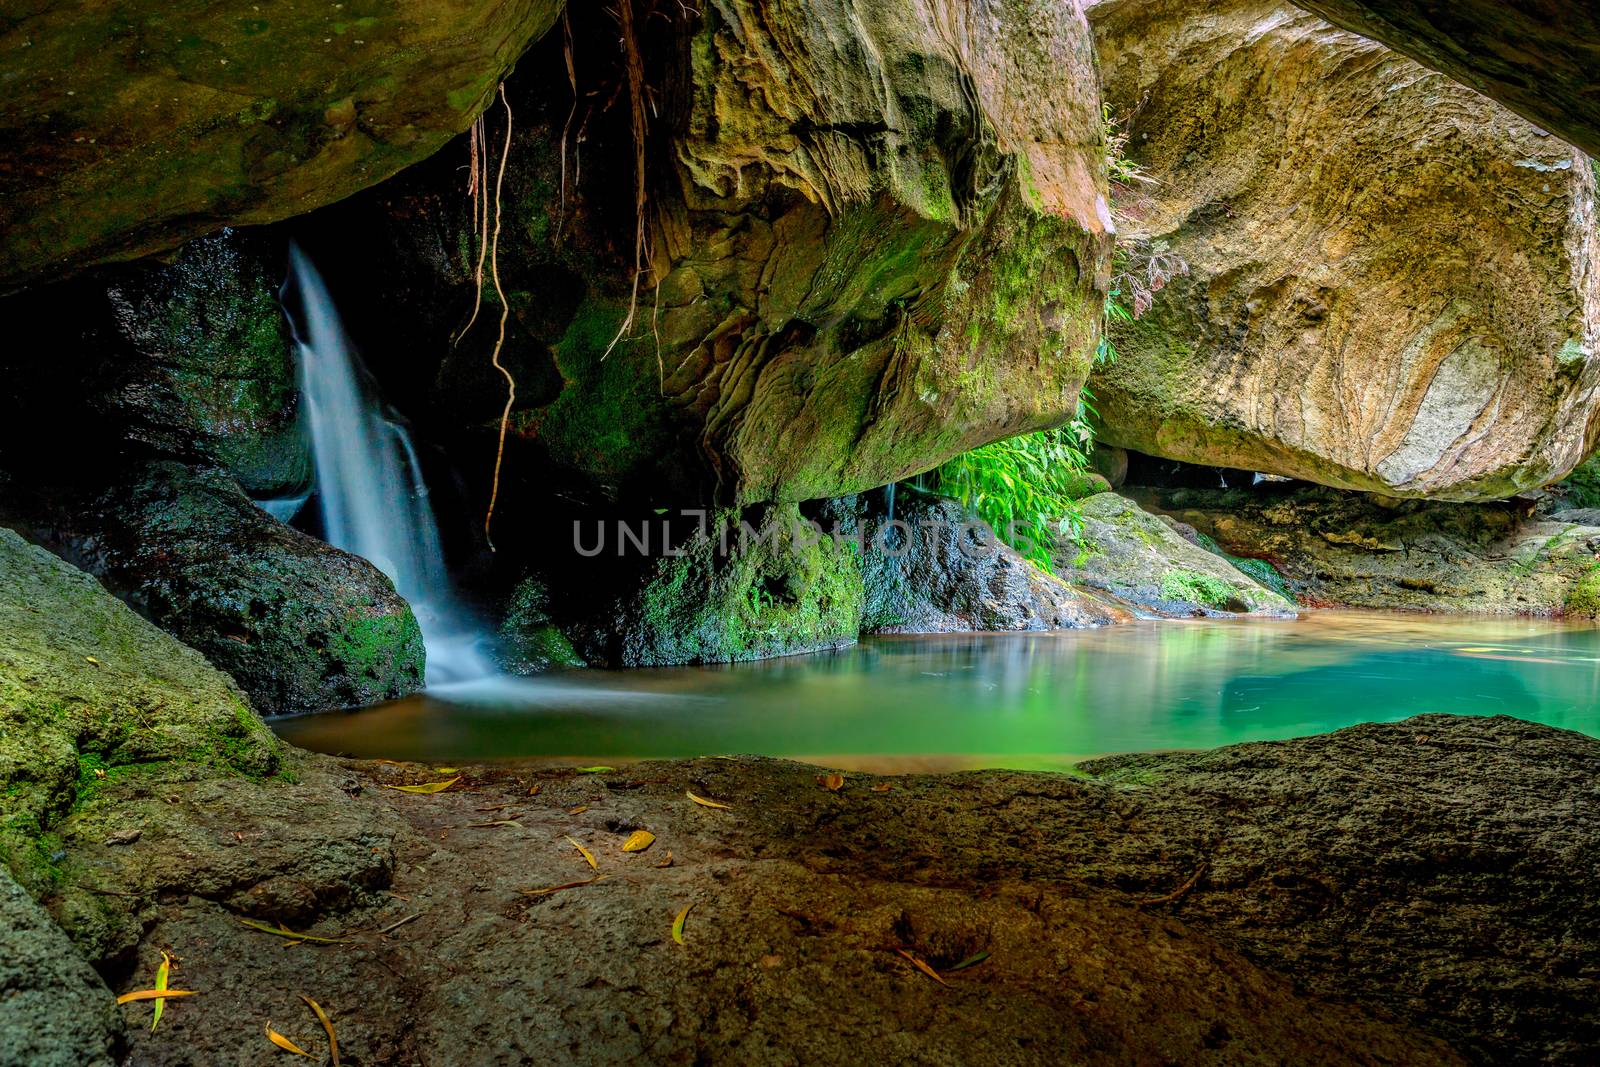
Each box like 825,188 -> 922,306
1138,861 -> 1207,907
376,913 -> 422,937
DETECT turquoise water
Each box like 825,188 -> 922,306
274,611 -> 1600,771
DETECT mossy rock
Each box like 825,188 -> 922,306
0,526 -> 282,897
1060,492 -> 1295,617
1566,565 -> 1600,618
498,578 -> 586,674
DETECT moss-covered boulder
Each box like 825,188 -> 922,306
0,0 -> 565,289
107,230 -> 309,498
1292,0 -> 1600,158
497,577 -> 585,674
855,489 -> 1128,632
0,527 -> 281,895
570,504 -> 865,667
340,0 -> 1111,506
1061,493 -> 1296,617
0,868 -> 121,1067
83,463 -> 425,714
1088,0 -> 1600,501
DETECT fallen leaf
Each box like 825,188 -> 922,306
151,950 -> 171,1030
115,989 -> 199,1004
521,875 -> 606,898
654,851 -> 674,869
566,835 -> 598,870
895,948 -> 948,986
383,777 -> 460,795
575,766 -> 615,774
945,950 -> 990,972
266,1023 -> 314,1057
819,773 -> 844,792
871,783 -> 892,793
435,767 -> 459,775
237,918 -> 350,944
672,903 -> 694,945
85,655 -> 101,666
567,805 -> 589,815
528,783 -> 542,796
686,790 -> 732,810
621,830 -> 655,853
299,995 -> 339,1067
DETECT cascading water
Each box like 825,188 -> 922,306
284,243 -> 495,686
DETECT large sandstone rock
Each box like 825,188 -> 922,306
0,1 -> 564,290
340,0 -> 1111,505
1291,1 -> 1600,158
1088,0 -> 1600,501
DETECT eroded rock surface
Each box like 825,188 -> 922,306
1089,0 -> 1600,500
1061,492 -> 1297,616
1291,0 -> 1600,158
334,0 -> 1111,505
1135,483 -> 1600,615
0,0 -> 565,289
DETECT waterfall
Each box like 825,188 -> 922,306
284,243 -> 494,686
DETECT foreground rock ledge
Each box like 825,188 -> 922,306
11,714 -> 1591,1065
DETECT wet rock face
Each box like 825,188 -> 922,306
1062,492 -> 1297,616
1292,0 -> 1600,158
0,0 -> 565,289
348,0 -> 1111,506
0,869 -> 121,1067
83,463 -> 426,715
106,230 -> 309,499
1088,0 -> 1600,501
856,489 -> 1128,632
1134,482 -> 1600,615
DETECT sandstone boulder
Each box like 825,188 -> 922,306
1088,0 -> 1600,501
0,0 -> 565,289
1292,0 -> 1600,158
336,0 -> 1111,506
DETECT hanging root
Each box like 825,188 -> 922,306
484,84 -> 517,550
557,9 -> 578,236
601,0 -> 653,361
452,112 -> 492,350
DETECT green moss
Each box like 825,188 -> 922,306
330,612 -> 427,685
1565,564 -> 1600,618
1160,569 -> 1239,609
1557,454 -> 1600,510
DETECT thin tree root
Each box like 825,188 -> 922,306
1138,861 -> 1208,907
484,83 -> 517,550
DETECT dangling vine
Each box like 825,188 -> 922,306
600,0 -> 655,362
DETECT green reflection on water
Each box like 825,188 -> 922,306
274,611 -> 1600,771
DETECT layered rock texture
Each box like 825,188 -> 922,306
341,0 -> 1112,506
0,0 -> 566,289
1292,0 -> 1600,158
1136,483 -> 1600,615
1089,0 -> 1600,501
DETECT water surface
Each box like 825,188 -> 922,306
275,611 -> 1600,771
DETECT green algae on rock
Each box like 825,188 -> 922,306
1061,492 -> 1297,617
0,0 -> 566,289
84,462 -> 425,714
0,526 -> 281,897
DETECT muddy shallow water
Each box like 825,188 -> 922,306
274,610 -> 1600,771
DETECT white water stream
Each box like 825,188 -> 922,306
285,243 -> 495,685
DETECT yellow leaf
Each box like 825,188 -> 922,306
621,830 -> 655,853
819,773 -> 844,792
686,791 -> 732,810
672,903 -> 694,945
654,851 -> 674,869
567,805 -> 589,815
435,767 -> 459,775
115,989 -> 198,1004
527,783 -> 542,796
237,918 -> 350,944
85,655 -> 101,666
266,1023 -> 315,1057
151,950 -> 171,1030
575,766 -> 615,774
383,777 -> 460,795
895,948 -> 948,986
299,995 -> 339,1067
871,782 -> 892,793
566,835 -> 598,870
